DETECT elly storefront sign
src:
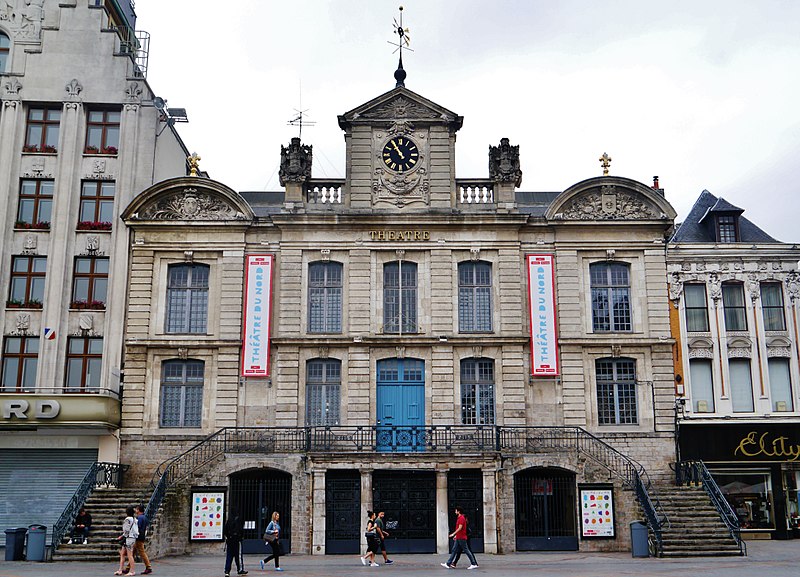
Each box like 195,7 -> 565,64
680,423 -> 800,462
735,432 -> 800,462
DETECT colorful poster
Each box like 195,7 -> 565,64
241,254 -> 274,377
190,489 -> 225,541
579,485 -> 615,538
527,254 -> 559,376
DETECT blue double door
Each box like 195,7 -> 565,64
376,358 -> 425,452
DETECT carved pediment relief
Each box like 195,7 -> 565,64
687,336 -> 714,350
556,186 -> 662,221
135,188 -> 247,221
361,96 -> 442,121
766,335 -> 791,348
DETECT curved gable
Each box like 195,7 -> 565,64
122,177 -> 254,222
545,176 -> 677,222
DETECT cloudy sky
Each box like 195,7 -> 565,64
134,0 -> 800,242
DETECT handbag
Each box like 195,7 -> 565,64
264,532 -> 277,543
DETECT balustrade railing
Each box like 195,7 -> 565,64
457,179 -> 494,204
306,179 -> 345,204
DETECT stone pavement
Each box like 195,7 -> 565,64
1,540 -> 799,577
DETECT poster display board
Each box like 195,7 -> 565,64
526,254 -> 559,376
190,487 -> 226,541
579,484 -> 615,538
241,254 -> 274,377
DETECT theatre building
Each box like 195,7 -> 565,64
668,191 -> 800,539
119,74 -> 680,556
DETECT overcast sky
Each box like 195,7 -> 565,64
134,0 -> 800,242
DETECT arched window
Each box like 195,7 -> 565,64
460,358 -> 495,425
596,357 -> 637,425
590,262 -> 631,332
308,261 -> 342,333
384,261 -> 417,333
306,358 -> 341,426
165,263 -> 209,333
0,32 -> 10,73
160,359 -> 204,427
458,261 -> 492,332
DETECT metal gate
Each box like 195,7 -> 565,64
229,469 -> 292,554
373,470 -> 436,553
447,469 -> 485,553
325,470 -> 361,554
514,468 -> 577,551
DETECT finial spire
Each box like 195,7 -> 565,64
188,152 -> 201,177
389,6 -> 412,88
599,152 -> 612,176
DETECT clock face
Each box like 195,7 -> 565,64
381,137 -> 419,172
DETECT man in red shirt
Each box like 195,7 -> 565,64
440,506 -> 478,569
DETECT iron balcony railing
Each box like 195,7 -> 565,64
49,462 -> 127,557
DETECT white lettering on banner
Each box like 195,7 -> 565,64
527,254 -> 560,377
2,399 -> 61,419
241,255 -> 274,377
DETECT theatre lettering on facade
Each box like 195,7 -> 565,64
119,78 -> 682,556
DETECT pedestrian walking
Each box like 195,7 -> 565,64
440,506 -> 478,570
115,506 -> 138,576
133,505 -> 153,574
449,513 -> 473,568
360,510 -> 380,567
261,511 -> 283,571
223,510 -> 249,577
375,511 -> 394,565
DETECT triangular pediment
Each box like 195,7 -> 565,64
123,177 -> 253,222
338,87 -> 463,131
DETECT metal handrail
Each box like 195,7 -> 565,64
49,462 -> 127,557
676,460 -> 747,556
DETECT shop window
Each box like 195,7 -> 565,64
689,359 -> 715,413
159,359 -> 204,427
460,358 -> 495,425
596,357 -> 638,425
8,256 -> 46,307
590,262 -> 631,332
684,284 -> 709,332
713,470 -> 774,530
305,358 -> 341,426
24,106 -> 60,153
383,261 -> 417,333
1,336 -> 39,391
79,181 -> 115,229
722,283 -> 747,331
65,337 -> 103,391
760,282 -> 786,331
0,32 -> 9,73
458,261 -> 492,333
165,263 -> 209,334
85,109 -> 120,154
768,358 -> 793,412
16,179 -> 53,229
308,261 -> 342,334
729,358 -> 754,412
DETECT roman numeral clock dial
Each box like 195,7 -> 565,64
382,137 -> 419,172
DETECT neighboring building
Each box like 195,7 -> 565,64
668,191 -> 800,539
120,74 -> 679,555
0,0 -> 189,538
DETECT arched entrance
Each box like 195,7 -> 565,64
229,469 -> 292,554
514,467 -> 577,551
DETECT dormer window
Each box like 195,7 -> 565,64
716,215 -> 738,243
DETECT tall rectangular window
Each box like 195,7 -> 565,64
16,179 -> 53,229
78,181 -> 115,229
72,257 -> 109,308
9,256 -> 46,306
0,32 -> 9,73
305,359 -> 341,426
65,337 -> 103,391
760,282 -> 786,331
590,262 -> 632,332
722,283 -> 747,331
1,337 -> 39,391
717,215 -> 737,243
308,262 -> 342,333
458,261 -> 492,333
684,284 -> 709,332
460,358 -> 496,425
160,360 -> 204,427
729,359 -> 754,413
25,106 -> 60,152
596,358 -> 638,425
384,261 -> 417,333
768,358 -> 793,412
85,110 -> 121,154
689,359 -> 715,413
166,264 -> 209,334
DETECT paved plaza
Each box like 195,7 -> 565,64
1,541 -> 799,577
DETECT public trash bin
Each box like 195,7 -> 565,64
630,521 -> 649,558
25,524 -> 47,561
4,528 -> 26,561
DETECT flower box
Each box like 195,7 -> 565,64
6,299 -> 43,309
70,299 -> 105,310
76,221 -> 112,231
15,220 -> 50,230
22,144 -> 57,153
102,146 -> 118,155
84,145 -> 100,154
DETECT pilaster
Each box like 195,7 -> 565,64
482,469 -> 498,553
359,468 -> 373,551
435,470 -> 448,553
0,97 -> 23,293
311,469 -> 326,554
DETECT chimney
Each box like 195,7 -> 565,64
652,175 -> 664,197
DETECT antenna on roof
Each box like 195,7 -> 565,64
287,109 -> 315,139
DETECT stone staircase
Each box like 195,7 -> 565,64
655,484 -> 743,557
52,486 -> 150,562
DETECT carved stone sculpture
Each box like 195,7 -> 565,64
488,138 -> 522,187
559,189 -> 659,220
707,272 -> 722,302
279,137 -> 312,185
787,272 -> 800,302
1,0 -> 44,40
15,313 -> 30,332
65,78 -> 82,100
138,189 -> 247,221
668,272 -> 684,304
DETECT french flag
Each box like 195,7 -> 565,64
43,328 -> 56,340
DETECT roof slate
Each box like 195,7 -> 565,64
670,190 -> 778,243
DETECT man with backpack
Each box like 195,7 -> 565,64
223,511 -> 248,577
440,506 -> 478,570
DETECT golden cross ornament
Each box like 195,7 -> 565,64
599,152 -> 612,176
188,152 -> 201,177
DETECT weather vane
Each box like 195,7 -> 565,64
388,6 -> 413,88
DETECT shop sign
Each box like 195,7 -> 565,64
579,484 -> 615,539
527,254 -> 559,376
190,487 -> 225,541
680,423 -> 800,462
0,395 -> 120,427
2,399 -> 60,419
241,254 -> 274,377
368,230 -> 431,241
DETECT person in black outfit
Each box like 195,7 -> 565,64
223,511 -> 248,577
69,507 -> 92,544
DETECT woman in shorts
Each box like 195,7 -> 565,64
115,506 -> 138,576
